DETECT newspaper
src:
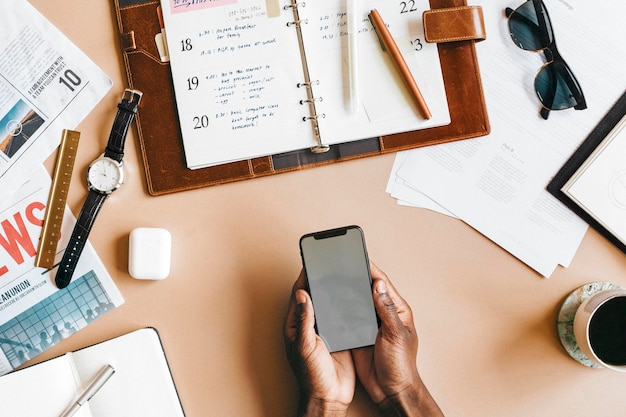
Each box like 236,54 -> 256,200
0,1 -> 112,202
0,167 -> 124,376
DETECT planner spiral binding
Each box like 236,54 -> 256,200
287,0 -> 329,153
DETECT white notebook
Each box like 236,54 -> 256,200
160,0 -> 450,169
0,328 -> 184,417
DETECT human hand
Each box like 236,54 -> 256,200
352,263 -> 444,416
283,271 -> 355,417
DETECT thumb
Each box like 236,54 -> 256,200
373,280 -> 405,337
295,289 -> 317,352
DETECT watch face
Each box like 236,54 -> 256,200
88,157 -> 123,193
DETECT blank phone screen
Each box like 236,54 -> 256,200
300,227 -> 378,352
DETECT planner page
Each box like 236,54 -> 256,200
299,0 -> 450,144
160,0 -> 317,169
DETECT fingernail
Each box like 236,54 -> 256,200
296,290 -> 307,305
376,280 -> 387,294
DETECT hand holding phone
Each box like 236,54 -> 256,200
299,225 -> 379,352
282,271 -> 356,415
284,251 -> 445,417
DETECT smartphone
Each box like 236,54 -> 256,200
299,225 -> 379,352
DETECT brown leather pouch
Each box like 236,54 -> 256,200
112,0 -> 489,195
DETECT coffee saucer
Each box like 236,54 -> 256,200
556,281 -> 623,368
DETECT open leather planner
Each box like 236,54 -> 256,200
112,0 -> 489,195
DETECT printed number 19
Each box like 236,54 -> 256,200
187,76 -> 199,90
59,69 -> 82,92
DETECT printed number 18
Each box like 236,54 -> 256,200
181,38 -> 193,52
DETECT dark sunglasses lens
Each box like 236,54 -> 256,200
535,62 -> 580,110
508,1 -> 552,51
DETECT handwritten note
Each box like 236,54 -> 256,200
161,0 -> 311,168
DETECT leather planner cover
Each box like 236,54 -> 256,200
112,0 -> 490,195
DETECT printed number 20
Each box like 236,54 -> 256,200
193,115 -> 209,129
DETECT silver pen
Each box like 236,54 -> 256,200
60,364 -> 115,417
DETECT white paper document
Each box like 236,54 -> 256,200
0,1 -> 112,202
388,2 -> 626,277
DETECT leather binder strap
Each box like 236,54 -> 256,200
422,6 -> 486,43
121,31 -> 137,52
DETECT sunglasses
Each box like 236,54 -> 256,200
505,0 -> 586,120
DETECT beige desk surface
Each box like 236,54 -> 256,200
24,1 -> 626,416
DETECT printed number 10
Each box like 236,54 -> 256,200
59,69 -> 82,92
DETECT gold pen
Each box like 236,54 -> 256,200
368,9 -> 432,120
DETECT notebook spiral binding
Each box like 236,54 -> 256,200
286,0 -> 329,153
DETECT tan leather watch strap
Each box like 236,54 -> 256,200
422,5 -> 486,43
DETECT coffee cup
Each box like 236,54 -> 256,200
573,288 -> 626,372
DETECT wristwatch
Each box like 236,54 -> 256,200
55,89 -> 142,289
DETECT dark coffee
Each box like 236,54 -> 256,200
588,296 -> 626,366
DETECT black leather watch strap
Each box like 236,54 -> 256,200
104,89 -> 142,162
54,89 -> 142,289
55,190 -> 107,289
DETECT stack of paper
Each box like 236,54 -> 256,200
387,2 -> 626,277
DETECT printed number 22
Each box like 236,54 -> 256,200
400,0 -> 418,13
